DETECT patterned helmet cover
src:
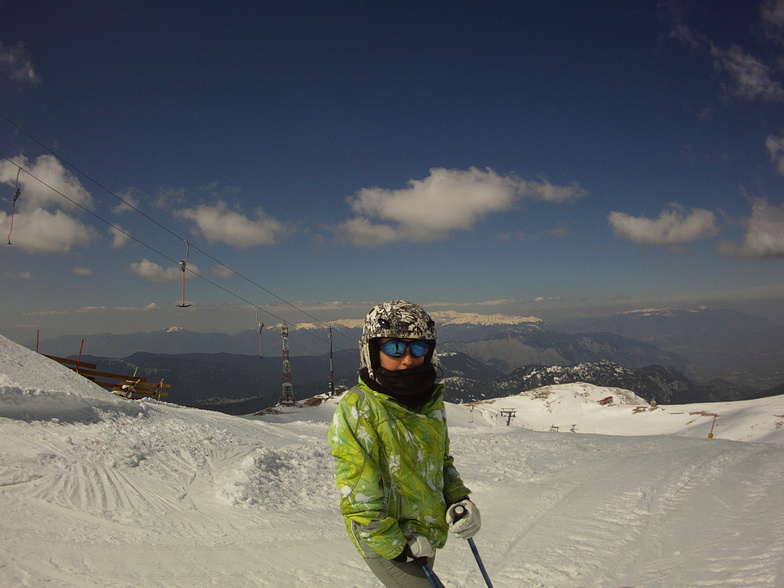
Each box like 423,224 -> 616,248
360,300 -> 438,376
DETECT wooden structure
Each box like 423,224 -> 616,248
43,354 -> 170,400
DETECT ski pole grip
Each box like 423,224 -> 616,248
452,504 -> 467,521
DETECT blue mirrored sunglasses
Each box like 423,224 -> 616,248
380,339 -> 430,358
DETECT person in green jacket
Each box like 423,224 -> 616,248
328,300 -> 481,587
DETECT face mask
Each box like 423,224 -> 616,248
374,363 -> 437,396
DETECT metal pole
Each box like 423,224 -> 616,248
467,538 -> 494,588
422,563 -> 439,588
328,326 -> 335,395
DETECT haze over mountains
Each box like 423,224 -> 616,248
27,306 -> 784,412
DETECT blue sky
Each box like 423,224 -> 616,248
1,1 -> 784,343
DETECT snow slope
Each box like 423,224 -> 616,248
1,334 -> 783,587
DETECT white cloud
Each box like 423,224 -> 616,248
174,201 -> 286,247
608,205 -> 720,247
766,134 -> 784,175
0,155 -> 95,253
112,189 -> 141,214
477,299 -> 516,306
0,155 -> 93,211
718,199 -> 784,258
711,44 -> 784,101
130,259 -> 200,283
336,167 -> 587,246
0,41 -> 40,84
72,267 -> 93,276
0,208 -> 95,253
4,271 -> 32,280
109,225 -> 132,248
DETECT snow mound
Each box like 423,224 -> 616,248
0,335 -> 147,422
466,382 -> 784,443
218,444 -> 335,510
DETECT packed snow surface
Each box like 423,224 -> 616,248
1,333 -> 783,587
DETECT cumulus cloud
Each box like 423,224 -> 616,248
336,167 -> 587,246
0,208 -> 95,253
711,44 -> 784,101
608,205 -> 721,248
0,155 -> 95,253
0,155 -> 93,211
130,259 -> 201,283
174,201 -> 286,247
717,199 -> 784,258
0,42 -> 40,84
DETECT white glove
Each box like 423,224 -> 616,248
446,499 -> 481,540
405,534 -> 435,559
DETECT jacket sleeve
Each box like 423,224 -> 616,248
442,420 -> 472,505
327,392 -> 406,559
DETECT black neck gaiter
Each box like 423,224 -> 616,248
360,364 -> 438,409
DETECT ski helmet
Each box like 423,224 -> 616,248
360,300 -> 438,378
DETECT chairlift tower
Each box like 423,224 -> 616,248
279,324 -> 295,405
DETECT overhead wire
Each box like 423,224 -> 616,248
0,149 -> 346,347
0,112 -> 337,332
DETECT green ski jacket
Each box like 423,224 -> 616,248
327,379 -> 471,560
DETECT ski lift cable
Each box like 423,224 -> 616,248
0,152 -> 334,344
0,113 -> 351,342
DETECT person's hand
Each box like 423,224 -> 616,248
406,534 -> 435,558
393,534 -> 434,562
445,498 -> 481,539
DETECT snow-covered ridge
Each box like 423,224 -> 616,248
431,310 -> 542,326
620,306 -> 706,317
292,318 -> 365,330
289,311 -> 542,330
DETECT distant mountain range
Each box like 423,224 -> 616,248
32,306 -> 784,411
439,357 -> 762,406
558,307 -> 784,389
78,349 -> 771,414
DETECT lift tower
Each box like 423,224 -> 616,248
279,324 -> 295,405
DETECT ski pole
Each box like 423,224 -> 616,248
467,537 -> 494,588
453,504 -> 495,588
422,563 -> 439,588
